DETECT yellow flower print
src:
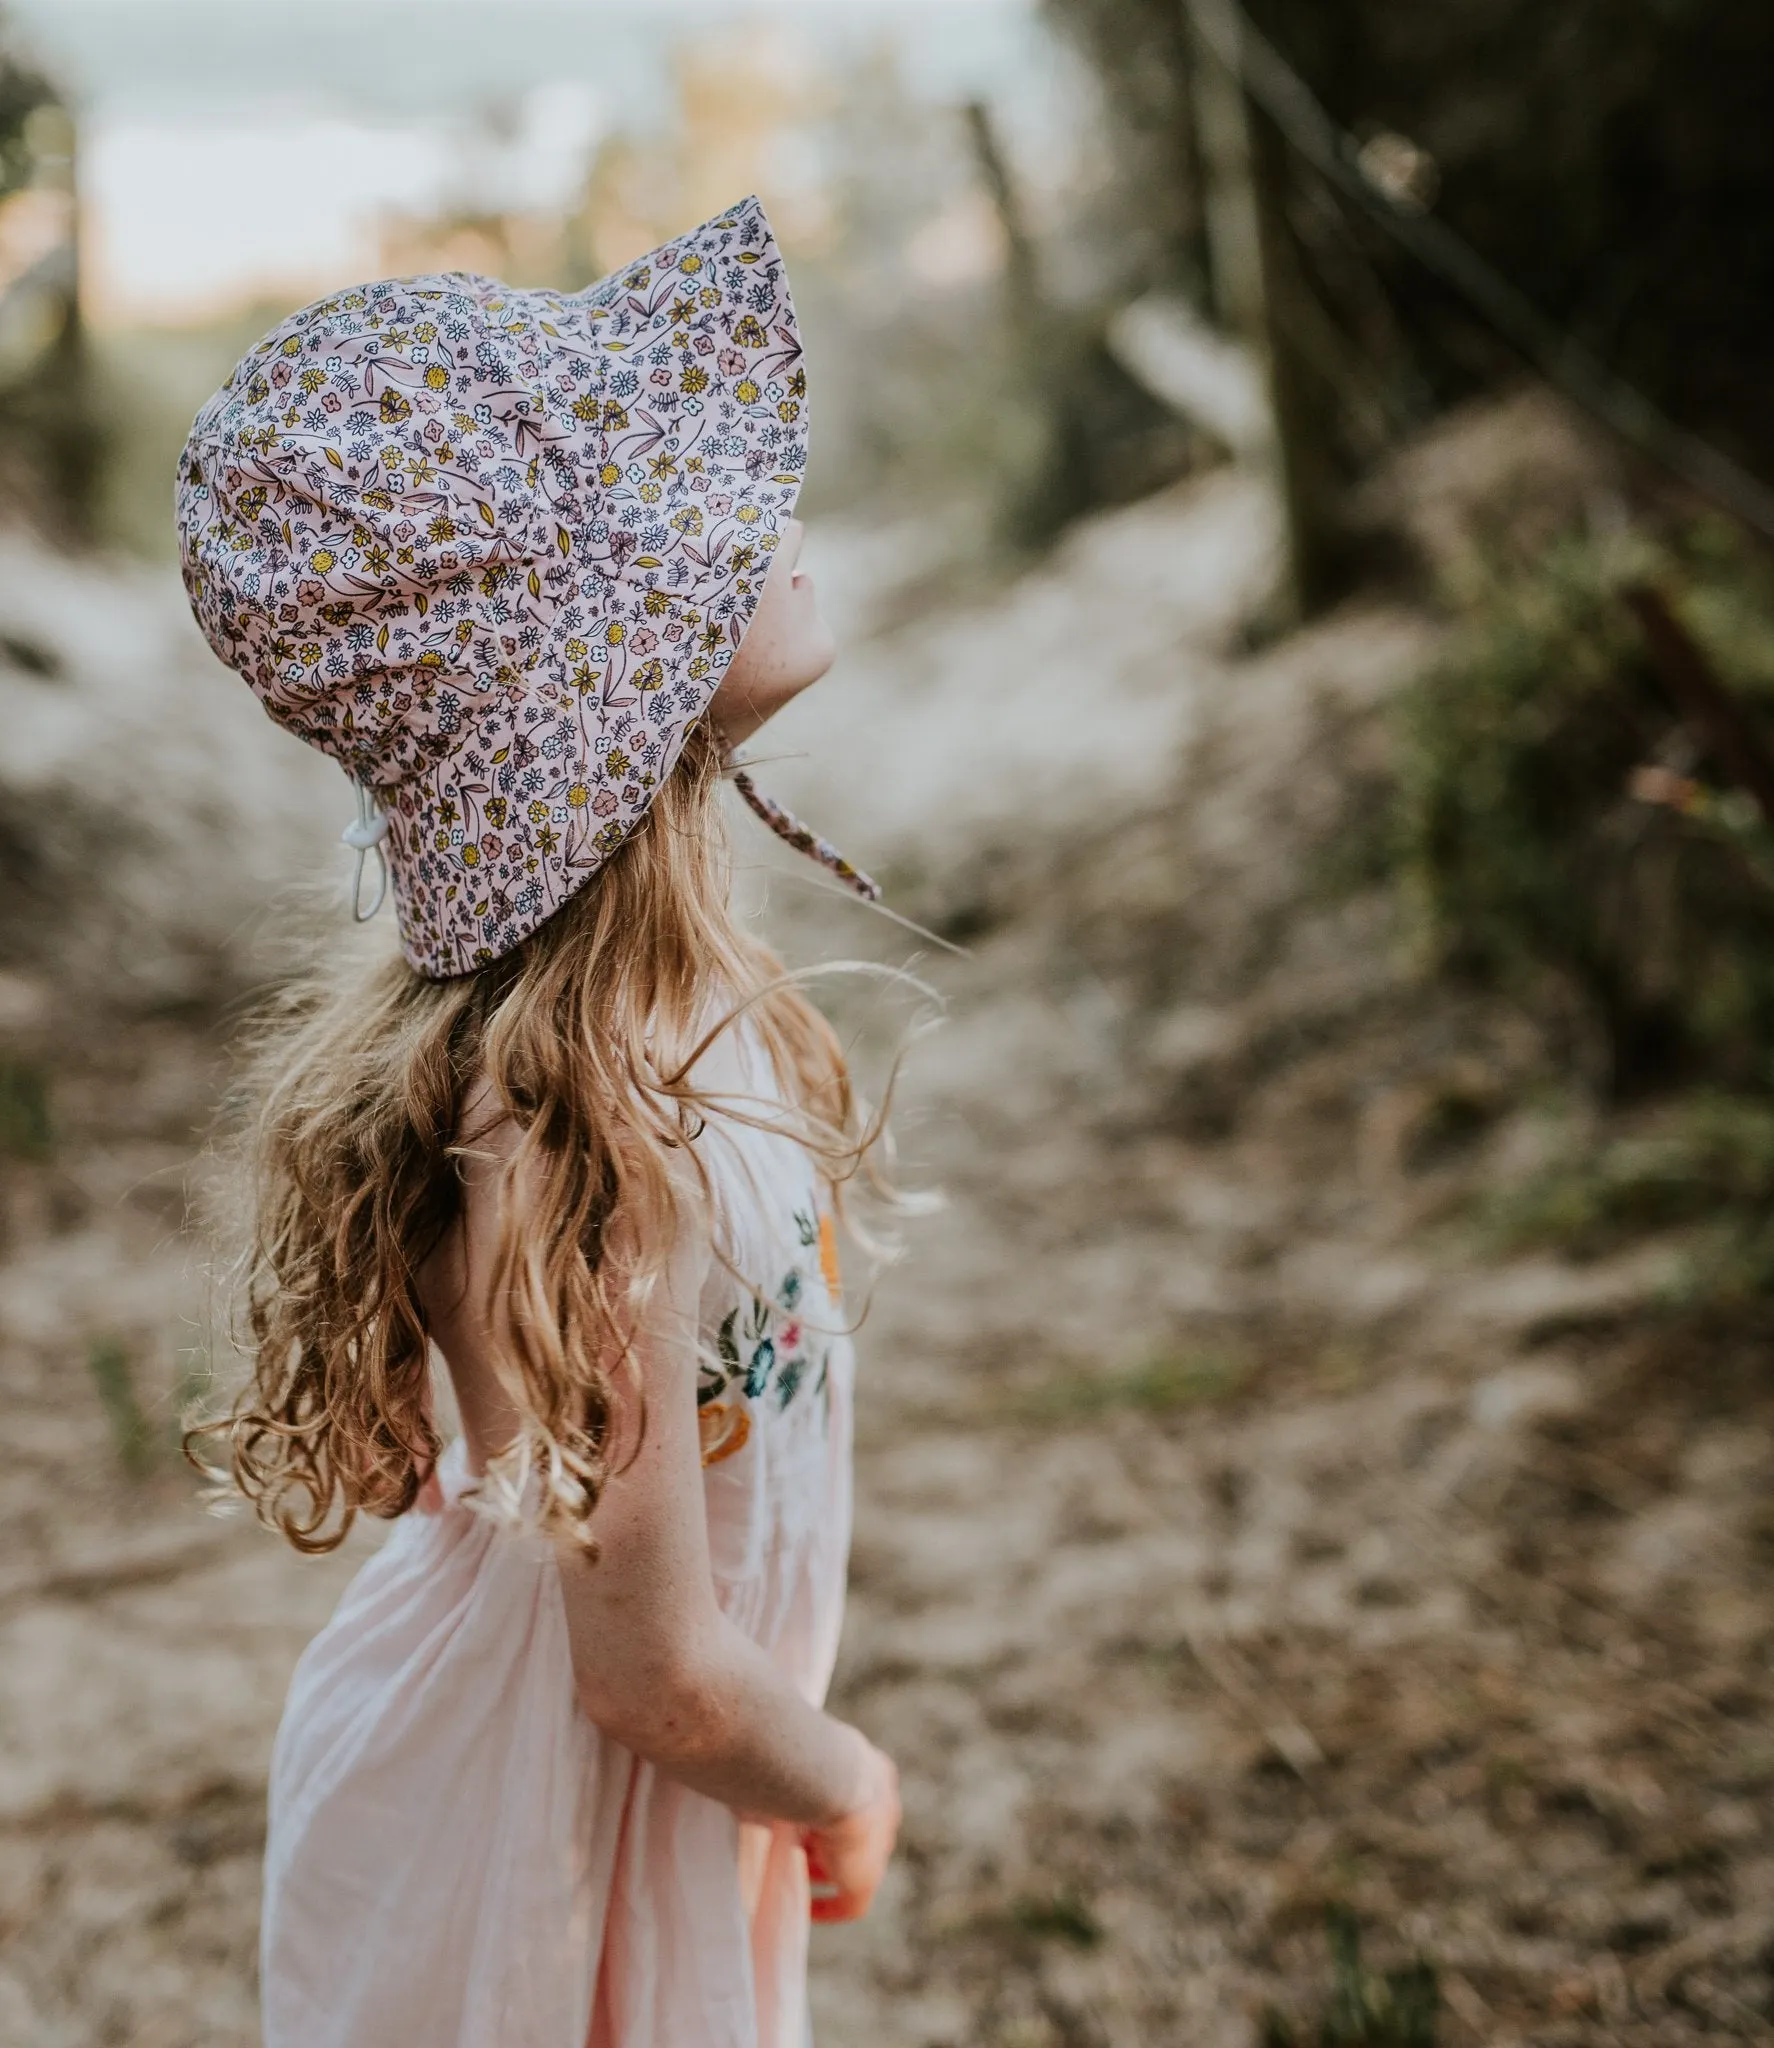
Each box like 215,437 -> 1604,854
461,844 -> 481,867
681,365 -> 709,396
698,286 -> 719,308
310,547 -> 336,572
599,462 -> 621,487
572,393 -> 599,422
565,782 -> 590,808
640,482 -> 662,504
299,642 -> 320,664
643,589 -> 668,617
606,747 -> 630,777
734,378 -> 760,405
736,505 -> 760,524
732,313 -> 766,347
424,363 -> 449,391
427,514 -> 455,543
602,401 -> 628,430
777,400 -> 800,423
280,335 -> 302,357
604,622 -> 625,645
564,637 -> 587,662
678,252 -> 704,274
635,658 -> 664,690
527,799 -> 550,825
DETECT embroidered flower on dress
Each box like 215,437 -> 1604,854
695,1203 -> 838,1461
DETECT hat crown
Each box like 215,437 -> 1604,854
176,197 -> 806,977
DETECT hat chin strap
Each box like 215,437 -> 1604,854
727,767 -> 880,902
340,780 -> 391,922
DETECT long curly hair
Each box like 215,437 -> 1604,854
191,724 -> 893,1553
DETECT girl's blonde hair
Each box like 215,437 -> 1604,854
193,724 -> 885,1553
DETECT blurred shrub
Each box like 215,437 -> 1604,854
1479,1093 -> 1774,1303
1049,0 -> 1774,484
1395,524 -> 1774,1097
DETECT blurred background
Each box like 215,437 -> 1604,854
1,1 -> 1772,2042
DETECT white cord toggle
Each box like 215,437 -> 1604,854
341,780 -> 391,922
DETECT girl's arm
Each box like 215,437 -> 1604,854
423,1098 -> 898,1862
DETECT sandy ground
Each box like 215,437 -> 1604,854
0,432 -> 1770,2044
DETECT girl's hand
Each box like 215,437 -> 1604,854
802,1741 -> 900,1924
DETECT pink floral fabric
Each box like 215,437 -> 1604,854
175,196 -> 806,978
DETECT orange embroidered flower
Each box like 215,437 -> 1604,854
697,1402 -> 750,1467
817,1213 -> 842,1299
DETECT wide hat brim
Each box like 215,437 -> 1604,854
176,195 -> 807,976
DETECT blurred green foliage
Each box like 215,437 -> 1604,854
1395,525 -> 1774,1097
86,1336 -> 157,1477
1016,1342 -> 1249,1422
0,12 -> 51,201
0,1052 -> 51,1160
1479,1094 -> 1774,1305
1006,1891 -> 1104,1948
1394,519 -> 1774,1305
1261,1908 -> 1439,2048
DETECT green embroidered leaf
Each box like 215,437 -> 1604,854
744,1339 -> 776,1399
717,1308 -> 740,1371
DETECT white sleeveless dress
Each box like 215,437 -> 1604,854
259,1041 -> 855,2048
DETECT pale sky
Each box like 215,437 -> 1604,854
12,0 -> 1042,327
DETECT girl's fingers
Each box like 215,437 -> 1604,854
810,1886 -> 869,1924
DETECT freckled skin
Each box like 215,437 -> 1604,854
709,518 -> 836,748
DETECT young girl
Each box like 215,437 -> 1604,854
176,196 -> 901,2048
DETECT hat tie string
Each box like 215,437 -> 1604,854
341,780 -> 391,922
729,769 -> 880,902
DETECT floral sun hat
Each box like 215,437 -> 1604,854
175,194 -> 873,980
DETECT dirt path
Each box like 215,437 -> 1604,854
1,454 -> 1770,2044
